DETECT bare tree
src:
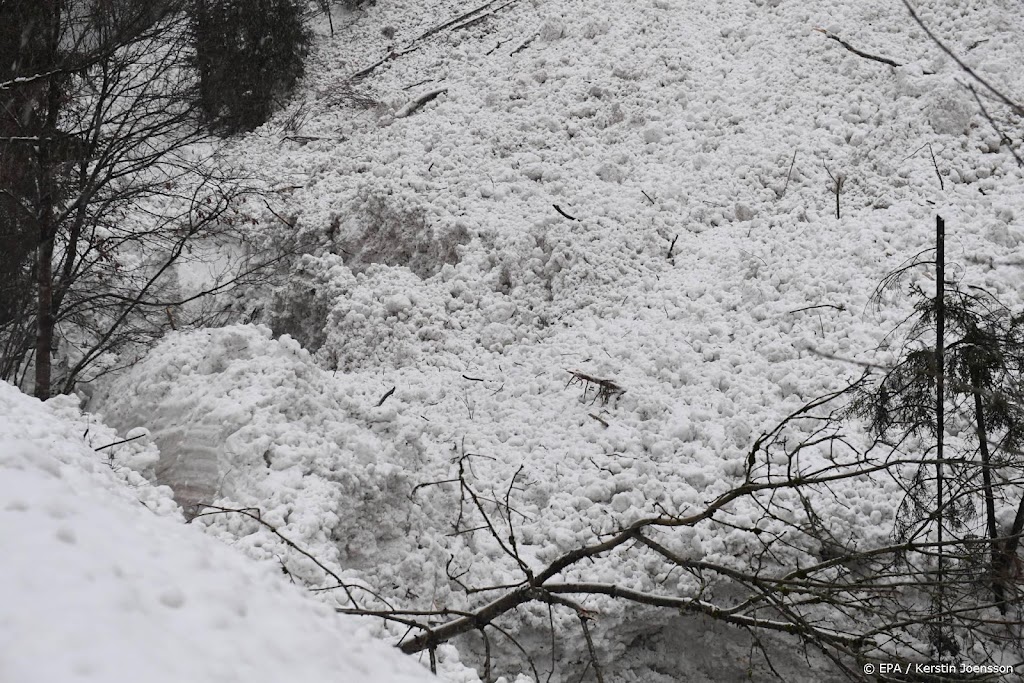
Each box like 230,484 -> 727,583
0,0 -> 285,397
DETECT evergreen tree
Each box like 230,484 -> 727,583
851,217 -> 1024,619
192,0 -> 310,134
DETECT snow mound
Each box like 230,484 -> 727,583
95,325 -> 423,573
0,380 -> 435,683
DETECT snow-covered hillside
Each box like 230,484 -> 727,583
0,381 -> 443,683
8,0 -> 1024,680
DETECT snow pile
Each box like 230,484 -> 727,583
0,380 -> 437,683
95,325 -> 433,574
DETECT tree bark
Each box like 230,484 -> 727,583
33,233 -> 54,399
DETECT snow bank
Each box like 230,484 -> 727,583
94,325 -> 430,575
0,380 -> 435,683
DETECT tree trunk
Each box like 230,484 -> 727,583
33,233 -> 54,399
970,366 -> 1004,610
934,215 -> 950,654
32,7 -> 63,401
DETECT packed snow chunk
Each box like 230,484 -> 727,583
95,325 -> 418,566
0,382 -> 434,683
925,82 -> 975,135
336,184 -> 471,279
538,17 -> 565,42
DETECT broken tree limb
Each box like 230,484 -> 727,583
395,88 -> 448,118
348,0 -> 523,80
350,46 -> 422,81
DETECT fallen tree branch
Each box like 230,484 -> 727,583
395,88 -> 448,118
814,28 -> 902,69
545,582 -> 864,647
349,0 -> 523,80
191,504 -> 390,610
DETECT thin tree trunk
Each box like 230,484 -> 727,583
970,366 -> 1005,610
1002,499 -> 1024,572
33,233 -> 54,399
934,215 -> 949,653
32,4 -> 63,400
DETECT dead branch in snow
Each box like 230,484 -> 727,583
552,204 -> 578,221
565,370 -> 625,405
191,503 -> 392,610
376,386 -> 396,406
348,0 -> 524,80
928,143 -> 945,190
395,88 -> 448,118
511,33 -> 538,56
781,150 -> 797,198
969,85 -> 1024,168
813,28 -> 903,69
788,303 -> 846,314
822,160 -> 845,219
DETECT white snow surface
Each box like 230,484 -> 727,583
22,0 -> 1024,680
0,381 -> 437,683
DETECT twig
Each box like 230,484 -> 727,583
813,28 -> 903,69
822,160 -> 844,219
641,190 -> 655,205
578,614 -> 606,683
282,135 -> 345,144
511,33 -> 538,55
667,234 -> 678,260
781,150 -> 797,198
788,303 -> 846,314
94,433 -> 146,451
968,85 -> 1024,168
553,204 -> 578,221
411,478 -> 461,496
191,504 -> 378,609
262,198 -> 297,229
376,386 -> 396,407
927,144 -> 945,190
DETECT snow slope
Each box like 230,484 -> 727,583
89,0 -> 1024,680
0,381 -> 438,683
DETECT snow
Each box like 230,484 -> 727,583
7,0 -> 1024,679
0,381 -> 435,683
